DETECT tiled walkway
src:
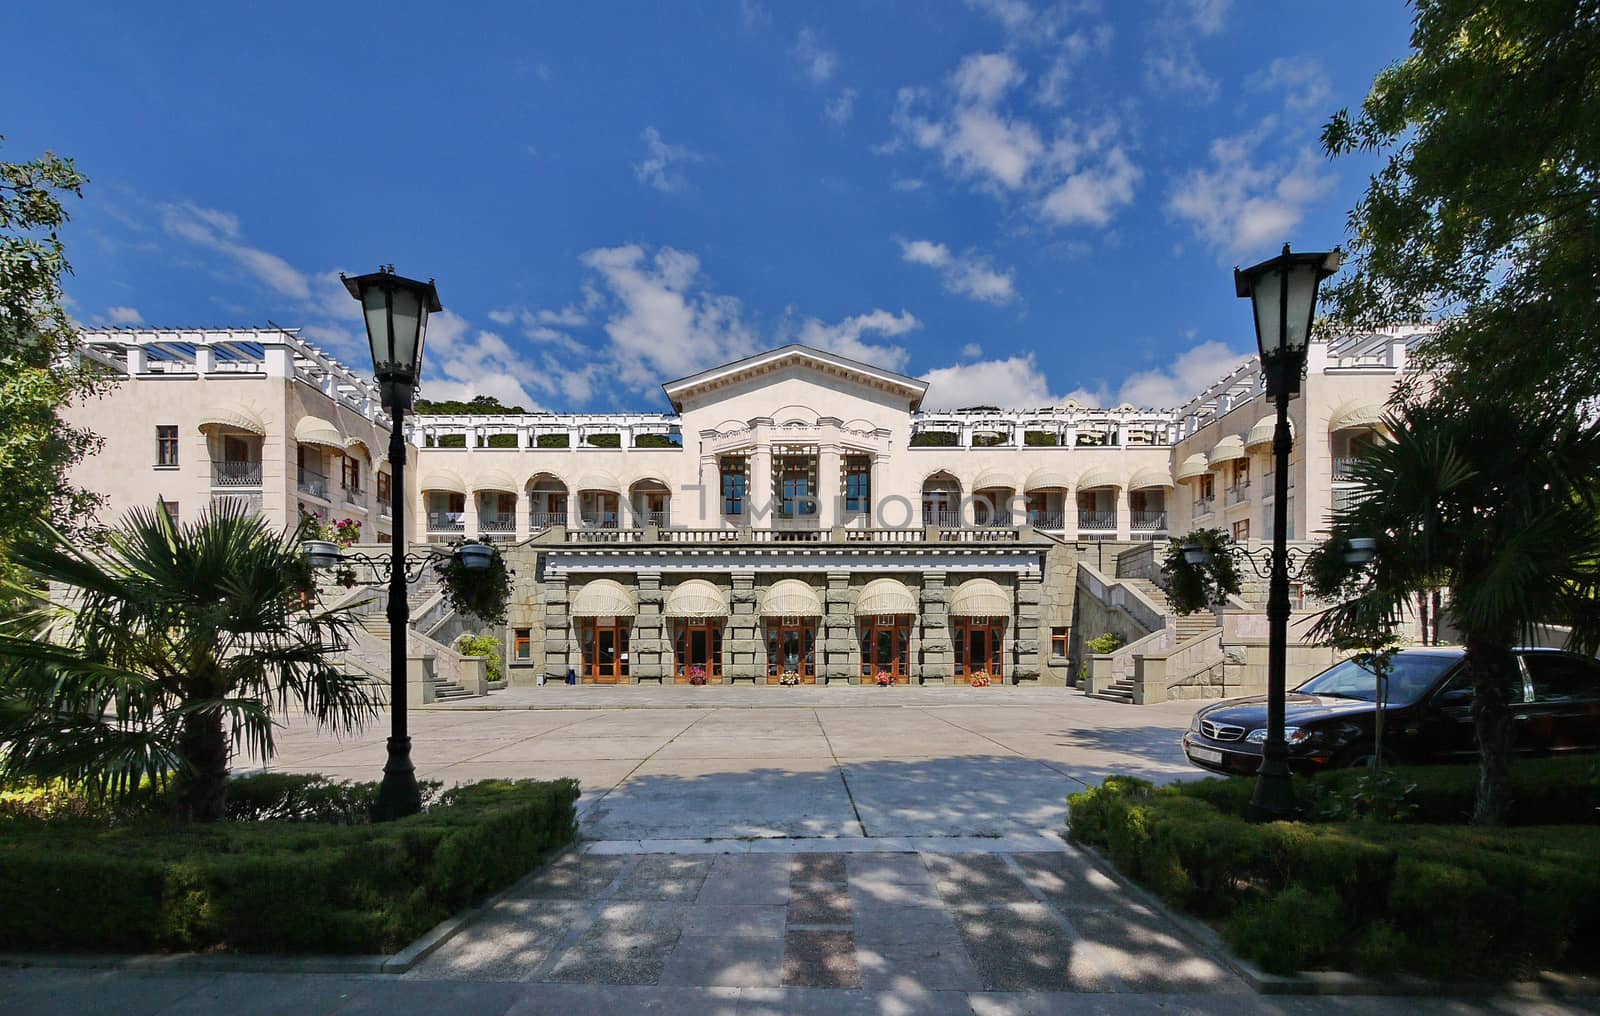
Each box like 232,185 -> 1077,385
413,847 -> 1243,996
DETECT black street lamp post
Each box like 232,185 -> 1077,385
323,266 -> 444,820
1231,243 -> 1341,820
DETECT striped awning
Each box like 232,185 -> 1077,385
471,469 -> 520,493
970,468 -> 1014,491
1127,467 -> 1175,490
1329,400 -> 1385,432
1022,468 -> 1072,492
293,415 -> 345,451
1208,435 -> 1246,465
948,578 -> 1010,618
1175,454 -> 1210,482
570,579 -> 637,618
664,579 -> 730,618
575,472 -> 621,493
418,469 -> 467,495
1075,466 -> 1118,490
760,579 -> 823,617
198,405 -> 266,436
1245,417 -> 1294,449
854,578 -> 917,616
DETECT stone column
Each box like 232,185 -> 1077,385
1115,486 -> 1131,541
750,445 -> 773,529
1013,572 -> 1043,683
822,570 -> 855,683
514,490 -> 529,541
464,490 -> 480,540
633,573 -> 666,683
817,444 -> 841,530
726,571 -> 763,682
917,571 -> 952,684
543,575 -> 571,681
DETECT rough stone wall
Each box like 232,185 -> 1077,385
543,574 -> 571,681
916,571 -> 952,683
726,572 -> 762,681
1038,542 -> 1078,686
1068,578 -> 1157,680
823,571 -> 856,683
503,544 -> 547,687
633,573 -> 666,682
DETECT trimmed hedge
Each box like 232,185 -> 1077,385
1067,775 -> 1600,978
0,777 -> 579,955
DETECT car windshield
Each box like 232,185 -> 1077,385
1296,654 -> 1458,705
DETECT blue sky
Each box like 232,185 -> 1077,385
4,0 -> 1414,412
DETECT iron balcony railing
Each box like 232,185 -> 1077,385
344,485 -> 366,506
1226,483 -> 1251,505
1078,510 -> 1115,530
1333,457 -> 1362,481
1193,496 -> 1216,515
427,511 -> 465,532
1131,510 -> 1168,531
297,469 -> 329,500
378,502 -> 392,519
211,461 -> 262,487
1027,510 -> 1065,530
479,515 -> 516,533
636,511 -> 670,528
580,514 -> 620,529
530,510 -> 568,528
921,509 -> 960,527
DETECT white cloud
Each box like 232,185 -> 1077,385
1167,122 -> 1336,258
1143,46 -> 1219,103
791,28 -> 837,84
790,308 -> 920,370
825,89 -> 857,125
891,177 -> 925,192
1248,56 -> 1332,114
1185,0 -> 1231,35
105,306 -> 142,325
891,55 -> 1140,229
1114,340 -> 1251,407
920,354 -> 1061,409
897,237 -> 1017,305
961,342 -> 983,359
633,127 -> 704,193
487,308 -> 517,326
160,202 -> 310,299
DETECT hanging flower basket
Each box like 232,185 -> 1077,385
778,671 -> 801,686
434,539 -> 514,627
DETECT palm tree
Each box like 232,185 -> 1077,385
0,500 -> 376,821
1307,400 -> 1600,824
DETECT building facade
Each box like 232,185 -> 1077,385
66,328 -> 1428,692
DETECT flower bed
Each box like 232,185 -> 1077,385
1066,761 -> 1600,979
0,775 -> 579,955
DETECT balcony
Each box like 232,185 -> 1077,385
297,469 -> 329,500
1193,496 -> 1216,516
427,511 -> 465,533
343,486 -> 366,507
636,510 -> 670,529
1027,510 -> 1065,531
1261,471 -> 1297,497
211,460 -> 262,487
1226,483 -> 1251,506
921,509 -> 960,528
1077,510 -> 1115,531
1131,510 -> 1168,531
378,502 -> 392,520
580,514 -> 620,529
479,515 -> 516,540
530,510 -> 568,528
1333,457 -> 1361,481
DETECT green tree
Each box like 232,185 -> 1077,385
0,139 -> 109,572
0,502 -> 376,821
1322,1 -> 1600,414
1303,401 -> 1600,825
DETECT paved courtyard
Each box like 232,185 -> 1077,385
3,688 -> 1586,1013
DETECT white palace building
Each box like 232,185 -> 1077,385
65,327 -> 1424,701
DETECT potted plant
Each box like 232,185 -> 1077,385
968,671 -> 992,687
687,664 -> 708,686
874,670 -> 894,686
434,539 -> 514,627
331,517 -> 362,548
777,671 -> 801,686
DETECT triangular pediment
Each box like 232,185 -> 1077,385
661,344 -> 928,412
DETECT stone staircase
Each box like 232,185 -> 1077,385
1084,572 -> 1221,705
355,613 -> 474,701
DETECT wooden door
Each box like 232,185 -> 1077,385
581,620 -> 630,683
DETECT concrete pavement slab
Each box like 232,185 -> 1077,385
781,930 -> 860,989
949,902 -> 1114,992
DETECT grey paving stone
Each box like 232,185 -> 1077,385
658,934 -> 786,988
843,852 -> 932,886
1071,907 -> 1245,993
1008,848 -> 1124,911
949,902 -> 1113,992
697,856 -> 790,906
855,936 -> 983,992
545,903 -> 688,985
851,904 -> 967,951
738,986 -> 975,1015
0,971 -> 221,1016
786,883 -> 852,926
789,853 -> 847,885
683,904 -> 789,938
327,978 -> 524,1014
923,853 -> 1038,908
509,854 -> 632,901
412,900 -> 591,981
502,983 -> 743,1016
611,855 -> 714,902
846,877 -> 944,911
781,929 -> 861,989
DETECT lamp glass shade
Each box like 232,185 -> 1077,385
1251,269 -> 1284,358
389,285 -> 423,374
362,287 -> 389,372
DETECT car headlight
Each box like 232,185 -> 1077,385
1190,713 -> 1202,733
1245,726 -> 1311,745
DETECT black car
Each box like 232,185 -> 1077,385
1182,647 -> 1600,777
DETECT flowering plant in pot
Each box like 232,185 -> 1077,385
874,670 -> 894,686
968,671 -> 992,687
777,671 -> 801,686
331,517 -> 362,548
687,665 -> 708,686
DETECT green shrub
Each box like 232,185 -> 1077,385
223,773 -> 442,824
1023,430 -> 1057,446
634,433 -> 678,448
1225,885 -> 1344,974
484,433 -> 518,448
536,433 -> 570,448
909,431 -> 957,447
0,777 -> 579,954
1083,631 -> 1125,655
456,632 -> 504,683
584,433 -> 621,447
